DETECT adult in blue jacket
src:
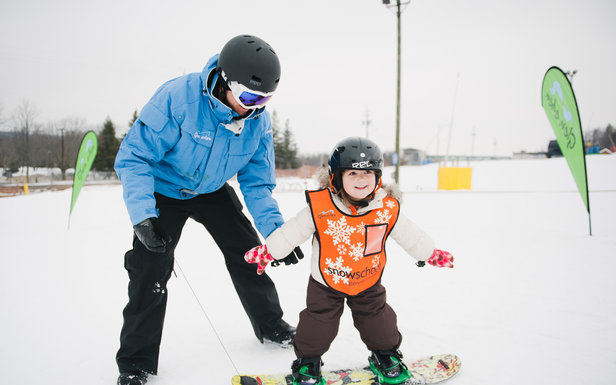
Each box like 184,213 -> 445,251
114,35 -> 302,385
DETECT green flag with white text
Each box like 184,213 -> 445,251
69,131 -> 98,222
541,66 -> 591,233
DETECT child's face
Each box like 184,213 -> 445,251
342,169 -> 376,201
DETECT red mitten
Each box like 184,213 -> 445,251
244,244 -> 275,275
427,249 -> 454,268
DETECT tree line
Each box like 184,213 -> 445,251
0,101 -> 127,182
0,101 -> 304,183
271,110 -> 329,169
585,124 -> 616,151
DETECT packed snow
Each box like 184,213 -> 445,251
1,155 -> 615,385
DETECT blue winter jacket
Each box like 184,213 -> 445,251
114,54 -> 283,237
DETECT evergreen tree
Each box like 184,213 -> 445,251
282,119 -> 300,169
271,110 -> 284,166
93,117 -> 120,171
128,109 -> 138,128
120,109 -> 138,141
270,109 -> 300,169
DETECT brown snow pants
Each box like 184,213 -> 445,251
293,277 -> 402,358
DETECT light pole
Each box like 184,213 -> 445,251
58,127 -> 65,180
362,108 -> 371,138
382,0 -> 410,183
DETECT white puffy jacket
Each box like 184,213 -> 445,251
265,171 -> 435,287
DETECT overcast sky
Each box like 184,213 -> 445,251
1,0 -> 614,157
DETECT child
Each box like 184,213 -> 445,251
245,137 -> 454,385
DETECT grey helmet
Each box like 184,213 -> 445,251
216,35 -> 281,94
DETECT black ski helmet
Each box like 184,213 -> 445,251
328,137 -> 384,193
216,35 -> 281,94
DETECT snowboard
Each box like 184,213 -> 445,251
232,353 -> 461,385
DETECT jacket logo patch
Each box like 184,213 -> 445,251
193,132 -> 212,142
318,209 -> 335,219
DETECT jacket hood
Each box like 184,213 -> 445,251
315,167 -> 403,203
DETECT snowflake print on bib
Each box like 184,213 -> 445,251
375,208 -> 392,224
323,257 -> 352,285
349,242 -> 364,261
324,216 -> 355,245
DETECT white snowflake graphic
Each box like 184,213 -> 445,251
355,221 -> 367,236
372,255 -> 381,268
323,257 -> 352,285
386,200 -> 396,209
337,244 -> 348,256
349,242 -> 365,261
374,209 -> 392,224
324,216 -> 355,245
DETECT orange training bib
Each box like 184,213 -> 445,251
306,189 -> 399,295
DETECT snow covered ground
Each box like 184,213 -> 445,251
1,155 -> 615,385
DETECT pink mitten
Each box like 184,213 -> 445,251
244,244 -> 275,275
427,249 -> 454,268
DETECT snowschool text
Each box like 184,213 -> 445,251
326,263 -> 382,283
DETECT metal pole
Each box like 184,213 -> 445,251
445,72 -> 459,166
60,128 -> 65,180
383,0 -> 409,182
394,0 -> 402,183
363,108 -> 371,138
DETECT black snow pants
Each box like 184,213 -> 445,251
116,184 -> 284,374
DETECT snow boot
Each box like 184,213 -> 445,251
291,356 -> 326,385
259,319 -> 296,346
117,370 -> 148,385
368,349 -> 411,384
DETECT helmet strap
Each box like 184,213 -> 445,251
367,176 -> 382,201
339,190 -> 370,213
212,73 -> 228,103
329,172 -> 338,194
213,71 -> 252,119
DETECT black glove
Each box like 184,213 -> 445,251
271,246 -> 304,267
133,217 -> 172,253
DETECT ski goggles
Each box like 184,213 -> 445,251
220,71 -> 274,109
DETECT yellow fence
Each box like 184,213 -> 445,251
438,167 -> 472,190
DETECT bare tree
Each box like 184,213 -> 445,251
0,134 -> 19,177
47,117 -> 89,179
585,124 -> 616,151
0,104 -> 19,176
0,103 -> 6,129
12,100 -> 41,183
606,124 -> 616,149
